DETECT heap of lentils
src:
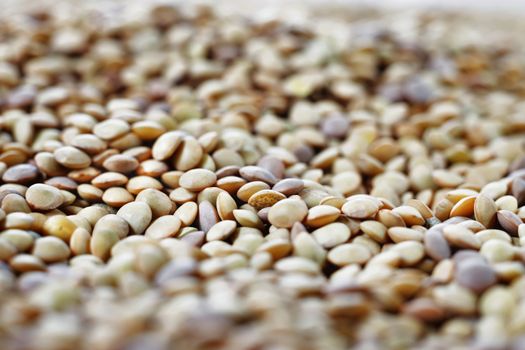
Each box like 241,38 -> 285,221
1,3 -> 525,350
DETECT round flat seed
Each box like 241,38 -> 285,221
45,177 -> 78,191
331,171 -> 362,195
480,240 -> 514,263
432,169 -> 464,188
198,200 -> 218,233
495,195 -> 518,212
512,177 -> 525,206
91,172 -> 128,189
321,113 -> 349,139
70,134 -> 107,155
390,241 -> 425,266
476,229 -> 511,244
312,222 -> 350,249
292,232 -> 326,264
387,227 -> 424,243
457,219 -> 485,233
453,250 -> 486,265
179,169 -> 217,192
215,166 -> 240,179
360,220 -> 387,243
137,159 -> 168,177
54,146 -> 91,169
1,229 -> 33,251
233,209 -> 263,229
456,259 -> 497,293
145,216 -> 182,240
273,178 -> 304,196
103,154 -> 139,173
206,220 -> 237,241
474,194 -> 497,228
306,205 -> 341,228
406,199 -> 434,219
93,214 -> 129,240
403,298 -> 445,322
216,191 -> 237,221
68,167 -> 100,182
0,237 -> 17,260
180,231 -> 205,247
443,225 -> 480,249
77,184 -> 104,201
328,243 -> 372,266
213,148 -> 245,168
216,176 -> 246,194
257,155 -> 285,179
377,209 -> 406,228
319,196 -> 347,210
161,171 -> 183,189
174,202 -> 198,226
392,206 -> 426,226
43,215 -> 77,242
69,228 -> 90,255
433,284 -> 476,315
90,225 -> 119,261
248,190 -> 286,210
424,228 -> 451,261
102,187 -> 134,207
257,238 -> 292,259
268,198 -> 308,228
174,136 -> 203,171
342,196 -> 380,219
257,207 -> 270,222
117,202 -> 152,235
135,189 -> 173,218
32,236 -> 70,263
434,199 -> 454,221
239,166 -> 278,185
449,195 -> 476,217
497,210 -> 522,236
9,254 -> 46,273
198,131 -> 219,153
480,181 -> 508,200
126,176 -> 163,194
274,256 -> 320,274
93,119 -> 130,140
152,131 -> 184,161
132,120 -> 165,140
2,164 -> 39,184
26,184 -> 64,210
237,181 -> 270,202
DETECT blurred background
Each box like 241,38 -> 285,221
4,0 -> 525,13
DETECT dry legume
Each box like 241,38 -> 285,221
0,2 -> 525,349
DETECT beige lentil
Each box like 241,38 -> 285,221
25,184 -> 64,210
32,236 -> 70,263
342,196 -> 380,219
268,198 -> 308,228
102,187 -> 134,207
145,216 -> 182,240
42,215 -> 77,242
54,146 -> 91,169
116,202 -> 152,235
179,168 -> 217,192
328,243 -> 372,266
247,190 -> 286,210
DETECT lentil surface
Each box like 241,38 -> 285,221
0,2 -> 525,350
